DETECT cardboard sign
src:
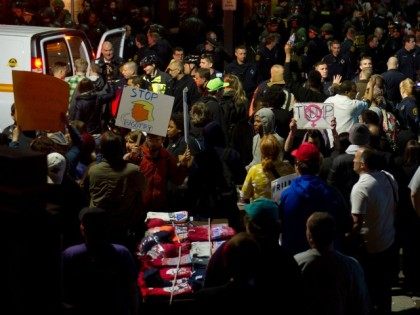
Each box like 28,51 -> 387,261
222,0 -> 237,10
12,70 -> 68,131
115,86 -> 174,137
294,102 -> 334,129
271,173 -> 298,204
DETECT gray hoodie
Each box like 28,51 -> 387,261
246,108 -> 285,170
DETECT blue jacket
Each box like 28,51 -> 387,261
279,175 -> 349,254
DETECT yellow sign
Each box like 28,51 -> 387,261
8,58 -> 17,68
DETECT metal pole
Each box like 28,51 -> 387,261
71,0 -> 74,22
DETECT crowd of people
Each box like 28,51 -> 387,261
2,0 -> 420,314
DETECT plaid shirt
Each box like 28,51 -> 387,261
65,74 -> 85,102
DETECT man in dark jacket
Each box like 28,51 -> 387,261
225,45 -> 258,99
396,34 -> 420,81
95,41 -> 123,85
381,56 -> 407,108
167,60 -> 200,113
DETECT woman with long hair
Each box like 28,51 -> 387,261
241,134 -> 294,202
222,73 -> 253,164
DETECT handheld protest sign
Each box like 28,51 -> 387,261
293,102 -> 334,129
115,86 -> 174,137
182,87 -> 189,145
12,70 -> 68,132
271,173 -> 298,204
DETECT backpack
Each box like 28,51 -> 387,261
381,109 -> 399,151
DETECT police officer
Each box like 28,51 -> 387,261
322,40 -> 352,80
225,45 -> 258,99
140,55 -> 172,95
183,54 -> 200,77
397,78 -> 419,135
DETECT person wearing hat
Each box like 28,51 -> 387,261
303,26 -> 329,74
287,14 -> 307,56
207,77 -> 229,94
220,73 -> 253,162
384,22 -> 403,62
203,197 -> 304,312
62,207 -> 139,314
183,54 -> 200,77
47,152 -> 66,185
194,31 -> 233,72
193,75 -> 227,134
140,54 -> 172,95
255,32 -> 282,83
340,27 -> 359,76
279,142 -> 351,255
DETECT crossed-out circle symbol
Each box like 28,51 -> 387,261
304,104 -> 322,127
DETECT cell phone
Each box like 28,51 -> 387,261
288,33 -> 296,46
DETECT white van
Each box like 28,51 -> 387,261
0,25 -> 126,131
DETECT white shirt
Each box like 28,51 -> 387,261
324,94 -> 369,134
408,166 -> 420,192
351,171 -> 397,253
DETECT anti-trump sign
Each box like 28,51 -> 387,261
293,102 -> 334,129
116,87 -> 174,137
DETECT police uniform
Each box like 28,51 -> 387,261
142,69 -> 172,95
139,55 -> 172,95
224,60 -> 258,98
397,96 -> 419,134
322,53 -> 352,80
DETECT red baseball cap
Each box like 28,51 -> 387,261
291,142 -> 320,161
